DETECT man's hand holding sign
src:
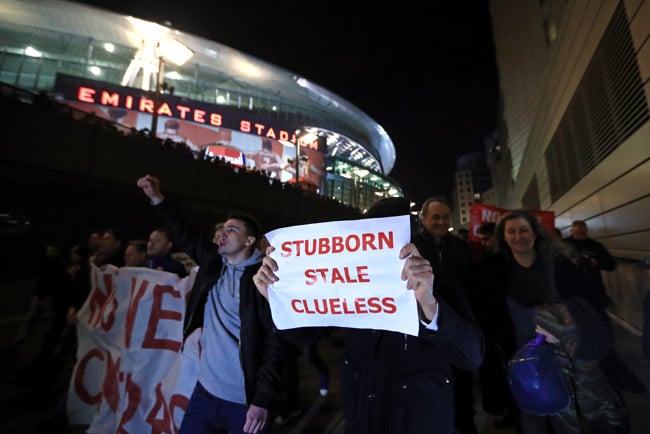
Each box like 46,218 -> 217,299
253,215 -> 437,336
254,197 -> 483,434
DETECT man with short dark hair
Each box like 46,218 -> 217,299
146,228 -> 187,277
477,222 -> 497,257
563,219 -> 646,394
563,220 -> 616,308
93,229 -> 127,267
137,174 -> 284,434
124,239 -> 148,267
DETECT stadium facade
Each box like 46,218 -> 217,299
0,0 -> 403,212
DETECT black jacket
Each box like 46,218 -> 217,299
339,299 -> 484,434
280,230 -> 484,434
154,200 -> 284,409
563,236 -> 617,308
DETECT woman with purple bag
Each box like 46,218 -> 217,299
474,209 -> 629,433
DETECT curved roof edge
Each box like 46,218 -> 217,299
1,0 -> 396,173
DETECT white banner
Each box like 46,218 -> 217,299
67,265 -> 199,433
265,215 -> 419,336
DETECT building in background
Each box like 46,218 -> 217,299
451,152 -> 492,228
488,0 -> 650,329
0,0 -> 403,212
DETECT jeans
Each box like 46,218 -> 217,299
179,382 -> 270,434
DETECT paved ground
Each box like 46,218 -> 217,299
1,315 -> 648,433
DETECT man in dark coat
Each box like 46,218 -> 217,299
413,196 -> 479,434
563,219 -> 617,308
253,197 -> 484,434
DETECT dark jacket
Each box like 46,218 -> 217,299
413,230 -> 473,299
340,300 -> 484,434
153,200 -> 284,409
280,232 -> 484,434
563,236 -> 617,308
147,253 -> 187,277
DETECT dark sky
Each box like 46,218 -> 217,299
75,0 -> 499,207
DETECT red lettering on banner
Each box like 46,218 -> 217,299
125,95 -> 133,109
304,265 -> 369,285
87,271 -> 117,331
145,383 -> 173,434
169,393 -> 190,432
78,86 -> 96,103
125,277 -> 149,348
143,284 -> 183,352
117,373 -> 142,434
281,232 -> 394,257
103,351 -> 122,412
469,203 -> 556,243
290,297 -> 396,314
240,120 -> 251,133
73,348 -> 104,404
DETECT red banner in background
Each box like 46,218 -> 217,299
468,203 -> 555,242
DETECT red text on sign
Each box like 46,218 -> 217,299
291,297 -> 396,314
305,265 -> 369,285
281,231 -> 394,257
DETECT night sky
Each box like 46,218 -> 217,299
75,0 -> 499,207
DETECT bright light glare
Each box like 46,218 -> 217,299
104,43 -> 115,53
158,39 -> 194,66
89,66 -> 101,76
25,46 -> 42,57
233,58 -> 262,78
127,17 -> 168,40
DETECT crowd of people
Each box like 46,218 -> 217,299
3,174 -> 649,434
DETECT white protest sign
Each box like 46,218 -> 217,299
265,214 -> 419,336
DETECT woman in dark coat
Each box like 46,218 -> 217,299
474,209 -> 628,434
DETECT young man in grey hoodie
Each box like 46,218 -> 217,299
137,174 -> 285,434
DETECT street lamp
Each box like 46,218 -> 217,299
150,39 -> 193,137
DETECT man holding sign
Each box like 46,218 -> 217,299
253,197 -> 484,434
